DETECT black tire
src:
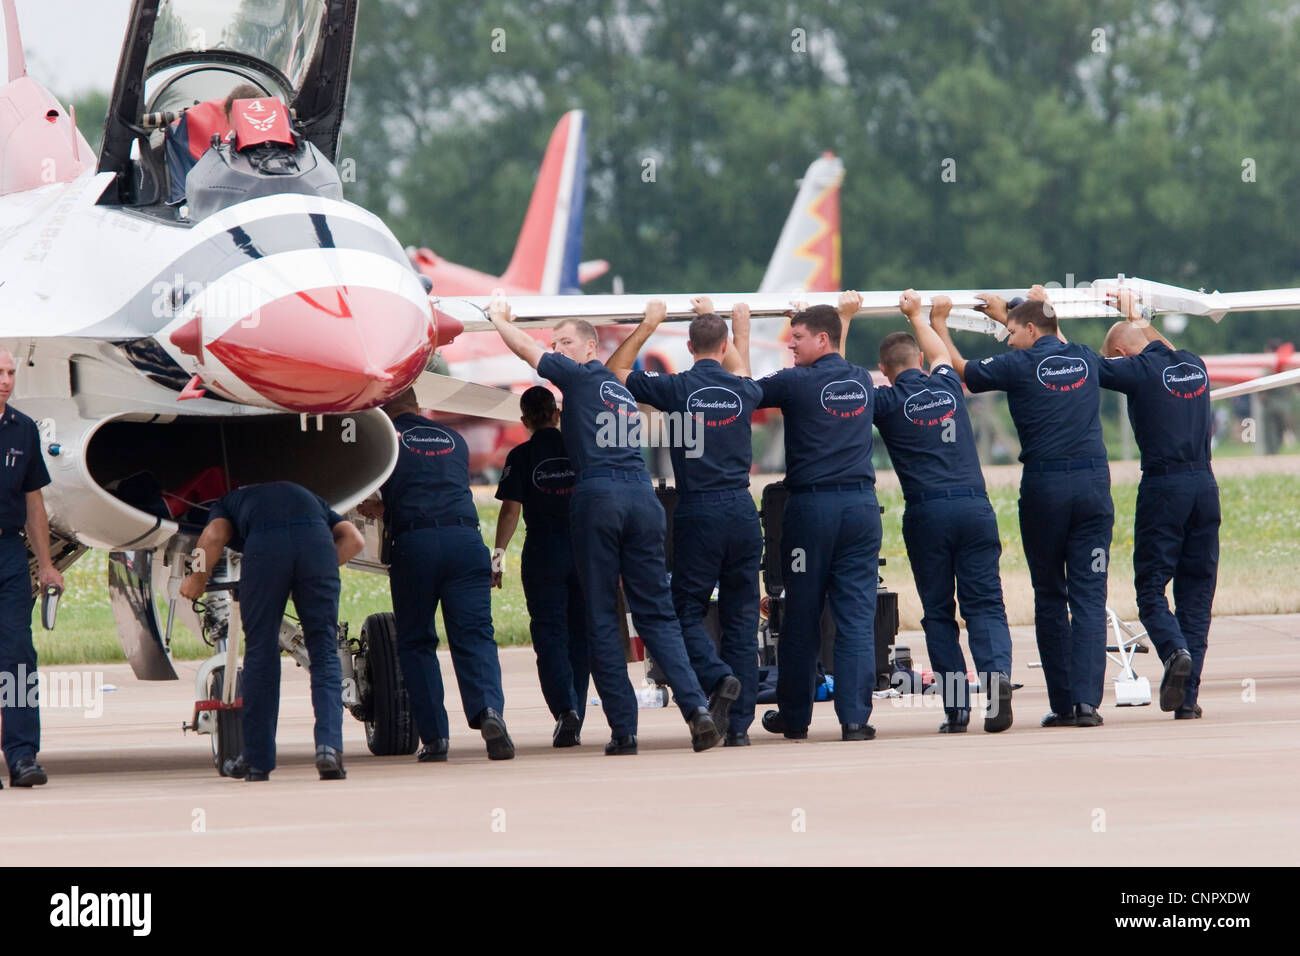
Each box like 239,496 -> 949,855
210,667 -> 244,776
362,612 -> 417,756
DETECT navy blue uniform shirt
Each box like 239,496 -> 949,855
495,427 -> 575,525
626,358 -> 763,493
963,337 -> 1107,465
757,353 -> 876,487
208,481 -> 342,552
0,404 -> 50,531
1100,341 -> 1211,470
873,364 -> 986,498
380,413 -> 478,527
537,352 -> 647,475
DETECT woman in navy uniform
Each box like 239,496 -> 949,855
181,481 -> 365,781
1101,289 -> 1218,718
493,386 -> 589,746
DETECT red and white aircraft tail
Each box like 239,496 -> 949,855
735,152 -> 846,380
759,151 -> 843,296
499,109 -> 595,295
411,109 -> 600,297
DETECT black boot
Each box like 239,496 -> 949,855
688,708 -> 722,752
761,709 -> 808,740
478,708 -> 516,760
315,745 -> 346,780
552,710 -> 582,748
417,739 -> 450,762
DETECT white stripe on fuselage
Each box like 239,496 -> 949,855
183,193 -> 396,248
0,180 -> 406,339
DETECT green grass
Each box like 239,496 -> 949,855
33,473 -> 1300,665
35,503 -> 533,666
876,471 -> 1300,627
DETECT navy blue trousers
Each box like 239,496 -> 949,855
672,492 -> 762,734
520,525 -> 590,722
570,477 -> 712,738
901,495 -> 1012,715
389,526 -> 505,743
1018,466 -> 1114,713
0,535 -> 38,767
779,488 -> 882,729
239,524 -> 343,772
1134,470 -> 1219,708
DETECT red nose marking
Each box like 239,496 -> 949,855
207,286 -> 434,412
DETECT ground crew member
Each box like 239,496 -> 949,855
180,481 -> 364,781
0,347 -> 63,789
606,297 -> 758,746
493,386 -> 588,747
874,292 -> 1013,733
932,290 -> 1113,728
758,292 -> 882,742
1100,289 -> 1218,718
360,389 -> 515,762
486,295 -> 733,755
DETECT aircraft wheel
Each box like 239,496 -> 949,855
362,612 -> 417,756
210,667 -> 244,776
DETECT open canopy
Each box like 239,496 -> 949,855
147,0 -> 327,97
98,0 -> 357,205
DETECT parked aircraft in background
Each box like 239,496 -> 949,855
419,139 -> 847,475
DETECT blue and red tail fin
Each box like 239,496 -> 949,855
500,109 -> 589,295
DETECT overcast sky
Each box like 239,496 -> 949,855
7,0 -> 133,94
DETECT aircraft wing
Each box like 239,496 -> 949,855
1210,367 -> 1300,401
412,371 -> 521,422
435,276 -> 1300,337
1088,278 -> 1300,322
433,287 -> 1117,334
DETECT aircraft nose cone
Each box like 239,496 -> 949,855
207,285 -> 435,412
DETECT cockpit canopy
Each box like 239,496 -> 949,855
98,0 -> 357,210
147,0 -> 327,104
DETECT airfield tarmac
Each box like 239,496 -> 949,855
2,614 -> 1295,867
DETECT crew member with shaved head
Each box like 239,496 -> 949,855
360,389 -> 515,762
1100,289 -> 1218,719
0,347 -> 63,788
872,292 -> 1013,734
758,292 -> 883,743
486,296 -> 730,755
493,386 -> 588,747
606,297 -> 755,745
932,288 -> 1113,729
181,481 -> 365,781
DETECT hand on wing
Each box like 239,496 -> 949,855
974,293 -> 1009,325
899,289 -> 921,320
929,294 -> 952,323
644,298 -> 668,326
